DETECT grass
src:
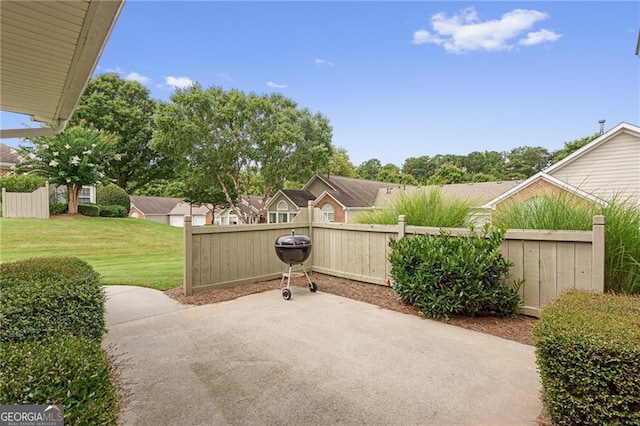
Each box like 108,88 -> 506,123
0,217 -> 183,290
494,192 -> 640,294
356,187 -> 473,227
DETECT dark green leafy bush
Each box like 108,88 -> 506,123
78,203 -> 100,217
0,174 -> 46,192
533,292 -> 640,425
97,183 -> 130,215
0,257 -> 105,343
389,225 -> 522,318
97,204 -> 128,217
0,336 -> 119,425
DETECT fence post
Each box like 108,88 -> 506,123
183,215 -> 193,296
308,200 -> 314,270
398,215 -> 406,238
592,215 -> 605,292
1,187 -> 5,217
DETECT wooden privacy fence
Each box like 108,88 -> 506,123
1,182 -> 50,219
184,212 -> 605,317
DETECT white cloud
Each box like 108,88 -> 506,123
315,58 -> 334,66
413,7 -> 561,53
124,72 -> 151,84
519,29 -> 562,46
165,76 -> 194,89
266,81 -> 287,89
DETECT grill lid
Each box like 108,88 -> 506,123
275,231 -> 312,248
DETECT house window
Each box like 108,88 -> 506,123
277,200 -> 288,211
79,186 -> 92,204
321,203 -> 335,222
269,213 -> 277,223
278,213 -> 288,223
290,212 -> 297,222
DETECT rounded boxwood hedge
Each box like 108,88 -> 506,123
97,183 -> 130,216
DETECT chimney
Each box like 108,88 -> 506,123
598,119 -> 606,135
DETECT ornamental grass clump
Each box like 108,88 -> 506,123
388,225 -> 522,319
356,187 -> 473,227
494,191 -> 640,294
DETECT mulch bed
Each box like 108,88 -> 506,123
165,273 -> 537,346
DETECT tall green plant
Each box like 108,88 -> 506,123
494,192 -> 640,294
356,188 -> 473,227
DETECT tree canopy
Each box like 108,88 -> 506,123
17,126 -> 117,214
152,85 -> 333,223
70,73 -> 169,193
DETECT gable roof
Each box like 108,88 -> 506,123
0,143 -> 19,167
481,172 -> 606,209
130,196 -> 183,215
303,174 -> 400,208
168,202 -> 213,216
544,122 -> 640,175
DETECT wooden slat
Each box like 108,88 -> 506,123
556,243 -> 575,294
574,243 -> 593,290
523,241 -> 540,311
539,242 -> 557,308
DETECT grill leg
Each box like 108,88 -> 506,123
280,264 -> 293,290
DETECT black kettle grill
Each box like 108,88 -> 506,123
274,230 -> 317,300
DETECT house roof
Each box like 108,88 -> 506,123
0,143 -> 19,167
544,122 -> 640,175
481,172 -> 606,209
304,174 -> 400,208
281,190 -> 316,208
130,196 -> 183,215
168,202 -> 213,216
375,180 -> 522,208
0,0 -> 124,138
481,122 -> 640,209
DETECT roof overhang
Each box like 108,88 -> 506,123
0,0 -> 124,138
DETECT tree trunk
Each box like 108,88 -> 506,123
67,184 -> 82,214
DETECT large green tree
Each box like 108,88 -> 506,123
356,158 -> 382,180
327,147 -> 356,177
503,146 -> 552,180
153,85 -> 333,223
70,73 -> 168,192
17,126 -> 117,214
550,133 -> 600,164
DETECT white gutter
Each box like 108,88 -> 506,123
0,119 -> 68,139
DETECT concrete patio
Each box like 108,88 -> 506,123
104,285 -> 541,425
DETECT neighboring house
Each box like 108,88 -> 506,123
129,196 -> 183,225
483,122 -> 640,212
218,195 -> 264,225
0,143 -> 19,176
168,202 -> 214,227
266,174 -> 402,223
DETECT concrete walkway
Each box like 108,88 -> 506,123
103,285 -> 541,425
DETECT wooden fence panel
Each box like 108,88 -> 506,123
1,184 -> 49,219
184,217 -> 605,317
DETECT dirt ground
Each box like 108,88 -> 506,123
165,273 -> 537,346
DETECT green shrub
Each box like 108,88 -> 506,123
0,257 -> 105,343
0,336 -> 119,425
0,174 -> 46,192
97,183 -> 130,215
389,225 -> 522,318
533,292 -> 640,425
78,203 -> 100,217
97,204 -> 128,217
356,187 -> 473,227
494,191 -> 640,294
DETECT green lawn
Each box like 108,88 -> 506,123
0,217 -> 183,290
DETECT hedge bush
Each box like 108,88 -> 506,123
97,184 -> 130,216
97,204 -> 128,217
533,292 -> 640,425
0,257 -> 105,343
0,174 -> 46,192
389,225 -> 522,319
0,336 -> 119,425
78,203 -> 100,217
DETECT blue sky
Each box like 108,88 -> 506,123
2,1 -> 639,167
